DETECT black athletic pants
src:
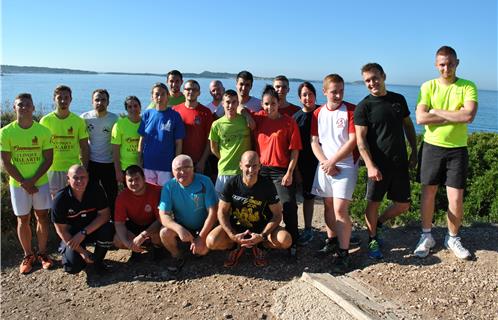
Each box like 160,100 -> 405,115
88,161 -> 117,217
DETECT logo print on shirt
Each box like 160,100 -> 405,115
160,120 -> 172,131
87,124 -> 94,132
144,204 -> 152,212
68,127 -> 74,135
103,127 -> 111,134
32,136 -> 38,145
336,118 -> 346,129
194,116 -> 201,125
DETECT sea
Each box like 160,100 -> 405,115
1,73 -> 497,133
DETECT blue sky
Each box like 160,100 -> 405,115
2,0 -> 497,90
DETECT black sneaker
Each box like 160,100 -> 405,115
330,254 -> 352,274
151,246 -> 165,262
288,244 -> 298,262
316,238 -> 338,257
167,256 -> 185,273
129,251 -> 143,263
93,261 -> 112,275
350,235 -> 362,248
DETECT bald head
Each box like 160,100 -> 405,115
240,151 -> 259,164
172,154 -> 193,169
67,164 -> 89,192
68,164 -> 87,175
209,80 -> 225,103
172,154 -> 194,186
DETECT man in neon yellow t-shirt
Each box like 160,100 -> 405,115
0,93 -> 54,274
40,85 -> 89,197
414,46 -> 478,260
111,96 -> 141,183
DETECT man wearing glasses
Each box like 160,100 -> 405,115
158,154 -> 218,272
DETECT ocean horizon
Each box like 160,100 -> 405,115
1,73 -> 496,133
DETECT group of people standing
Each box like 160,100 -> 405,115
1,45 -> 478,275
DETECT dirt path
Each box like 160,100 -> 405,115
1,203 -> 497,319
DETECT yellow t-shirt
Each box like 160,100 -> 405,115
0,121 -> 53,187
417,78 -> 478,147
40,112 -> 89,171
111,116 -> 141,170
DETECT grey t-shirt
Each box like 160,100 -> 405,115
81,110 -> 118,163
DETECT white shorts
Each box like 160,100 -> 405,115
215,175 -> 235,193
311,165 -> 358,200
10,183 -> 51,216
48,171 -> 68,196
144,169 -> 172,186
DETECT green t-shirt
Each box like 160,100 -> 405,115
208,115 -> 251,175
111,116 -> 141,170
0,121 -> 53,187
40,112 -> 89,171
417,78 -> 478,147
146,94 -> 186,109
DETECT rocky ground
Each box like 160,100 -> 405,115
1,203 -> 497,320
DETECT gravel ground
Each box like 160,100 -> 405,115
1,203 -> 497,319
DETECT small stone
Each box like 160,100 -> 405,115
182,301 -> 191,308
223,313 -> 233,319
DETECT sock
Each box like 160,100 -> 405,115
422,228 -> 431,234
448,231 -> 458,237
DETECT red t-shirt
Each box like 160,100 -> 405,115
279,103 -> 300,117
253,111 -> 302,168
173,103 -> 214,163
114,183 -> 161,225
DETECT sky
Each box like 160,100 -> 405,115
1,0 -> 497,90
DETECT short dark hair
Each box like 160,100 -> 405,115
151,82 -> 169,95
124,96 -> 141,110
262,84 -> 279,101
298,81 -> 316,98
92,88 -> 110,100
124,165 -> 145,178
167,70 -> 183,81
53,85 -> 72,98
15,93 -> 33,102
223,89 -> 238,99
274,75 -> 289,85
436,46 -> 457,59
236,70 -> 254,83
361,63 -> 385,75
184,79 -> 200,90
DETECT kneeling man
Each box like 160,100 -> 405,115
159,155 -> 218,272
207,151 -> 292,268
51,165 -> 114,274
113,165 -> 163,261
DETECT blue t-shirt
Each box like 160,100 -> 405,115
138,108 -> 185,171
158,173 -> 218,231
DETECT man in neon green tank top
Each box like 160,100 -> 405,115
414,46 -> 478,260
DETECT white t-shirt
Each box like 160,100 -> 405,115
310,102 -> 359,168
241,96 -> 262,112
81,110 -> 118,163
206,101 -> 225,118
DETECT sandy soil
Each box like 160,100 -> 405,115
1,203 -> 497,320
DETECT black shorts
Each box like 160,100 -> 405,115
418,142 -> 468,189
125,220 -> 152,236
297,162 -> 317,200
366,166 -> 411,203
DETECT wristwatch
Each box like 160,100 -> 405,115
80,229 -> 88,236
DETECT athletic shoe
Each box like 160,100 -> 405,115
151,246 -> 165,262
376,225 -> 385,247
288,244 -> 298,262
367,239 -> 383,259
93,261 -> 112,275
316,238 -> 338,257
414,233 -> 436,258
37,253 -> 54,270
223,246 -> 245,268
444,235 -> 471,260
128,251 -> 143,263
167,255 -> 185,273
349,235 -> 361,248
297,228 -> 314,246
330,254 -> 352,274
252,246 -> 268,267
19,254 -> 36,274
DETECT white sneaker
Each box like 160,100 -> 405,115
444,235 -> 471,260
414,233 -> 436,258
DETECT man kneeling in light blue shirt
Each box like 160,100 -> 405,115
158,154 -> 218,273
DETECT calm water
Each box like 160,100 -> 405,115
1,73 -> 496,133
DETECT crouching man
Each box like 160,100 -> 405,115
206,151 -> 292,268
158,155 -> 218,272
51,164 -> 114,274
113,165 -> 163,261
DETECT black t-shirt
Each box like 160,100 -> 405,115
354,91 -> 410,170
51,182 -> 109,231
293,107 -> 319,171
220,175 -> 279,233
